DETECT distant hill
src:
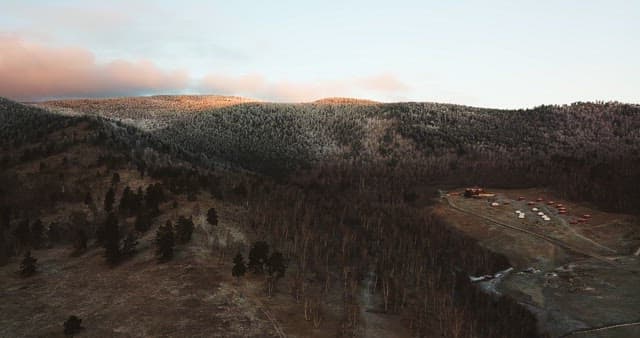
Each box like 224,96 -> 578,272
19,97 -> 640,212
313,97 -> 380,105
34,95 -> 258,130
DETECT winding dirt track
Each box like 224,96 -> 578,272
442,195 -> 616,266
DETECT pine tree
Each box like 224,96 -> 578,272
119,186 -> 132,215
265,251 -> 287,297
207,207 -> 218,226
248,241 -> 269,274
0,206 -> 11,231
175,216 -> 194,243
111,172 -> 120,186
137,163 -> 146,179
0,229 -> 7,266
31,219 -> 45,249
102,213 -> 121,265
84,192 -> 92,206
155,220 -> 174,262
266,251 -> 287,279
121,232 -> 138,258
134,187 -> 144,211
104,188 -> 115,213
20,250 -> 37,277
63,315 -> 83,335
71,229 -> 87,257
232,253 -> 246,282
134,212 -> 151,233
13,219 -> 31,250
47,222 -> 61,244
145,184 -> 165,216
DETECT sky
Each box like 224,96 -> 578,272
0,0 -> 638,108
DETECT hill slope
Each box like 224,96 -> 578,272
0,99 -> 284,336
5,96 -> 640,337
36,97 -> 640,211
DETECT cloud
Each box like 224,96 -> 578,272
0,34 -> 189,100
0,34 -> 409,102
199,73 -> 409,102
356,74 -> 408,93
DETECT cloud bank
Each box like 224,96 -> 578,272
0,34 -> 408,102
0,35 -> 190,100
199,73 -> 408,102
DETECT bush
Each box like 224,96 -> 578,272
63,315 -> 82,335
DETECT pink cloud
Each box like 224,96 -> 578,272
356,73 -> 409,93
0,35 -> 189,100
200,73 -> 409,102
0,35 -> 409,102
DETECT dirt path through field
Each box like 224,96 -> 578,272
443,195 -> 616,266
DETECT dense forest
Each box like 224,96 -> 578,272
243,160 -> 540,337
145,100 -> 640,212
4,96 -> 640,337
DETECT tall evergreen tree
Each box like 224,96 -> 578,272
145,184 -> 165,216
265,251 -> 287,296
30,219 -> 45,249
71,229 -> 87,257
0,206 -> 10,231
102,213 -> 121,265
248,241 -> 269,273
47,222 -> 61,244
0,229 -> 8,266
111,172 -> 120,186
134,212 -> 152,233
13,218 -> 31,250
175,216 -> 195,243
132,187 -> 143,212
19,250 -> 37,277
207,207 -> 218,226
155,220 -> 174,262
63,315 -> 83,335
266,251 -> 287,279
232,253 -> 247,282
119,186 -> 133,215
84,191 -> 92,206
104,188 -> 115,213
121,232 -> 138,258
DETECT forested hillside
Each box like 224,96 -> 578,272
37,98 -> 640,211
66,99 -> 636,213
6,96 -> 640,337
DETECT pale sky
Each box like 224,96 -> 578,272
1,0 -> 638,108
